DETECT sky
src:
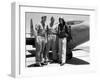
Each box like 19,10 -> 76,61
25,12 -> 89,33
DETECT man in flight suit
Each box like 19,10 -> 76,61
57,17 -> 69,66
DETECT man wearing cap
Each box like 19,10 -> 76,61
35,16 -> 48,66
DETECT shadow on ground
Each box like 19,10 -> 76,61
66,57 -> 90,65
27,57 -> 89,67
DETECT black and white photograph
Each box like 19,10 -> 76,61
10,2 -> 98,78
25,12 -> 90,67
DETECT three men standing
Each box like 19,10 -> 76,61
34,16 -> 72,67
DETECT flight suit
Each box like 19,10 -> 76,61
58,24 -> 68,64
35,23 -> 47,64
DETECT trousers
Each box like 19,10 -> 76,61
58,38 -> 67,63
35,36 -> 46,64
45,35 -> 57,61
